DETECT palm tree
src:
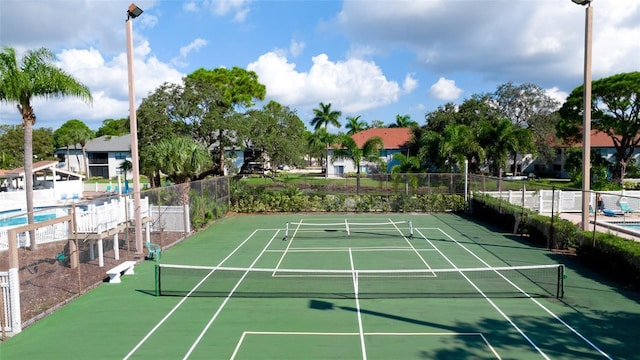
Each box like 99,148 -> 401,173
119,160 -> 133,193
391,152 -> 421,173
139,152 -> 160,188
390,152 -> 421,194
311,102 -> 342,177
153,135 -> 211,205
305,128 -> 331,168
71,125 -> 94,176
345,115 -> 368,135
52,126 -> 74,171
59,119 -> 94,175
0,46 -> 92,249
331,134 -> 384,195
479,118 -> 522,176
390,114 -> 418,128
419,123 -> 483,173
311,102 -> 342,130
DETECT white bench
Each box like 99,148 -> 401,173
106,261 -> 136,283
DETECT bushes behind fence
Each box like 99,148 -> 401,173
230,190 -> 466,213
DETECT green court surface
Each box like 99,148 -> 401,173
2,213 -> 639,359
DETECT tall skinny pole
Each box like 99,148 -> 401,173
126,15 -> 144,253
581,3 -> 593,231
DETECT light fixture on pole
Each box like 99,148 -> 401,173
571,0 -> 593,231
128,3 -> 143,18
126,3 -> 144,253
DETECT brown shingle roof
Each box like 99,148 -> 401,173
5,161 -> 59,176
559,130 -> 638,148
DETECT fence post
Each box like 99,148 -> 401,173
66,207 -> 78,269
7,268 -> 21,334
183,203 -> 190,237
549,186 -> 556,249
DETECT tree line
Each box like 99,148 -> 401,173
2,45 -> 640,192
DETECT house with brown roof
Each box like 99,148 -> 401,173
327,128 -> 412,177
524,130 -> 640,178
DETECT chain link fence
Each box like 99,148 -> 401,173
236,173 -> 467,196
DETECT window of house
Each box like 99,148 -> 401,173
115,152 -> 127,160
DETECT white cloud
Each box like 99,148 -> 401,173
183,2 -> 199,12
428,77 -> 462,101
403,74 -> 418,94
210,0 -> 252,22
2,0 -> 637,131
0,43 -> 184,130
347,44 -> 378,59
336,0 -> 640,91
172,38 -> 209,67
289,40 -> 305,58
545,87 -> 569,106
180,39 -> 208,59
247,52 -> 403,114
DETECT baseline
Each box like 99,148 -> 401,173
231,331 -> 500,360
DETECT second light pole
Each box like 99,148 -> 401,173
572,0 -> 593,231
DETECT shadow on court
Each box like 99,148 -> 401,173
309,298 -> 640,359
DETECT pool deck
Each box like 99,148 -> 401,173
557,212 -> 640,242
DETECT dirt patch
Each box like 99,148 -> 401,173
0,229 -> 183,330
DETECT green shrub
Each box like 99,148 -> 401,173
471,195 -> 640,290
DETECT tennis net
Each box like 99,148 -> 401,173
154,263 -> 565,299
284,220 -> 413,240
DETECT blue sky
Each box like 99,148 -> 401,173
1,0 -> 638,132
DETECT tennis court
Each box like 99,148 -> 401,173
2,213 -> 639,359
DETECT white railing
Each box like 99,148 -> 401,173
0,270 -> 13,333
75,200 -> 123,233
0,197 -> 154,251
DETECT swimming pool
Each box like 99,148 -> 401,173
621,223 -> 640,231
0,209 -> 69,228
596,220 -> 640,238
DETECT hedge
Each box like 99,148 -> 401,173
471,194 -> 640,290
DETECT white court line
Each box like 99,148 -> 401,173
349,248 -> 367,360
123,229 -> 262,360
265,247 -> 437,253
232,331 -> 500,360
415,227 -> 550,359
366,332 -> 501,359
389,218 -> 434,271
435,228 -> 612,359
274,220 -> 303,274
182,229 -> 282,360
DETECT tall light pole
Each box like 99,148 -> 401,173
126,3 -> 144,253
572,0 -> 593,231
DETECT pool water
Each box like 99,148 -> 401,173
620,223 -> 640,232
0,211 -> 62,228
